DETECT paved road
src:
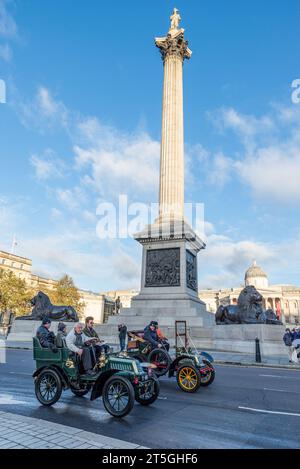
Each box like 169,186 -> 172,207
0,349 -> 300,449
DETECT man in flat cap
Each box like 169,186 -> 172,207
36,317 -> 57,352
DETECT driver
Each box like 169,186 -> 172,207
83,316 -> 109,359
36,318 -> 58,353
143,321 -> 162,350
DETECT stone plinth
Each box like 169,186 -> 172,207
189,324 -> 288,358
8,320 -> 77,342
210,324 -> 287,356
95,322 -> 287,360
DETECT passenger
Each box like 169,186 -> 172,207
36,318 -> 58,352
56,322 -> 67,348
143,321 -> 162,350
156,324 -> 170,352
83,316 -> 109,358
66,322 -> 95,375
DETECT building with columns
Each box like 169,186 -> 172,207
199,261 -> 300,324
104,261 -> 300,325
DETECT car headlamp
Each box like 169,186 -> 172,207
194,355 -> 200,365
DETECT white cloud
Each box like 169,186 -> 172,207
20,231 -> 140,291
15,86 -> 69,131
235,142 -> 300,202
30,149 -> 65,180
50,208 -> 63,220
199,233 -> 276,289
56,187 -> 87,212
0,0 -> 17,38
37,87 -> 60,116
0,42 -> 11,61
207,152 -> 234,187
15,87 -> 160,198
0,0 -> 17,63
74,117 -> 160,197
207,105 -> 300,203
209,108 -> 275,148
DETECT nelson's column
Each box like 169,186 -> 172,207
102,9 -> 214,337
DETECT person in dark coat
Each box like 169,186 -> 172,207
143,321 -> 162,350
36,318 -> 57,352
283,328 -> 294,362
83,316 -> 109,357
118,323 -> 127,352
56,322 -> 67,348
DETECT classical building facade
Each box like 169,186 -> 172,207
105,261 -> 300,325
199,261 -> 300,324
0,250 -> 107,323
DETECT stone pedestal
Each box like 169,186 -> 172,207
8,320 -> 76,342
189,324 -> 288,358
210,324 -> 287,356
95,321 -> 287,360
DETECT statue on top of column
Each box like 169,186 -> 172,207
170,8 -> 181,31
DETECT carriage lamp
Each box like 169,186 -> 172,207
65,358 -> 75,368
193,355 -> 200,365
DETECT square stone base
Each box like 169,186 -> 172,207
8,320 -> 77,342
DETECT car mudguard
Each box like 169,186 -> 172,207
90,370 -> 116,401
32,365 -> 69,389
200,351 -> 214,363
168,354 -> 195,378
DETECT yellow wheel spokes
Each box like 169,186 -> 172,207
179,367 -> 198,390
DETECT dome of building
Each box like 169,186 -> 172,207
245,261 -> 268,289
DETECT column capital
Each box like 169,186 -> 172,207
155,29 -> 192,62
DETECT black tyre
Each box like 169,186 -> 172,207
135,378 -> 160,406
148,348 -> 171,377
35,368 -> 62,406
200,365 -> 215,387
176,361 -> 201,393
70,383 -> 92,397
102,375 -> 135,418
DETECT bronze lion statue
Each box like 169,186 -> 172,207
215,285 -> 282,325
16,291 -> 79,322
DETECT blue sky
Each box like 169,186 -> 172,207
0,0 -> 300,292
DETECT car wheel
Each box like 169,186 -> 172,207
176,361 -> 201,393
102,375 -> 135,418
135,378 -> 160,406
35,368 -> 62,406
148,348 -> 171,377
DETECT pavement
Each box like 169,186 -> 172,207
1,349 -> 300,448
1,338 -> 298,369
0,411 -> 146,449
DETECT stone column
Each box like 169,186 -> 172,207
155,28 -> 192,222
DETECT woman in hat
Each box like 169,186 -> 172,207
56,322 -> 67,348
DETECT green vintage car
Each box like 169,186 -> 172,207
32,337 -> 160,418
